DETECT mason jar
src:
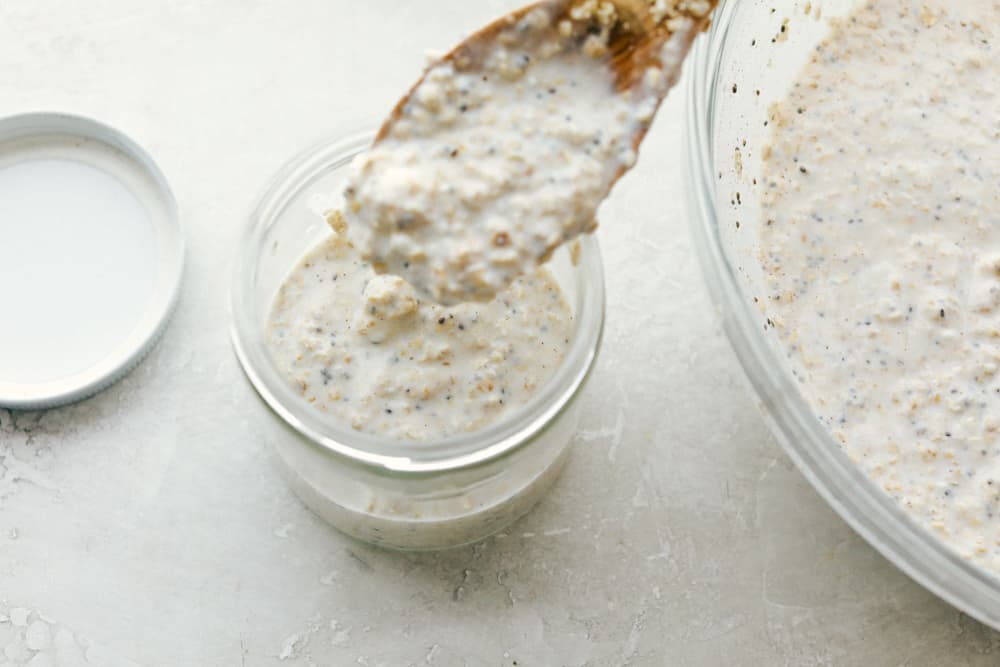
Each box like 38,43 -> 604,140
230,129 -> 605,550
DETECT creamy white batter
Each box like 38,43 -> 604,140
760,1 -> 1000,569
345,1 -> 710,304
266,213 -> 573,441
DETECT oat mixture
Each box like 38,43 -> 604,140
266,216 -> 573,441
265,1 -> 715,441
760,0 -> 1000,569
345,0 -> 712,304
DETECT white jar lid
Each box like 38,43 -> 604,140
0,112 -> 183,410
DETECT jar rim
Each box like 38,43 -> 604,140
230,128 -> 606,475
685,0 -> 1000,627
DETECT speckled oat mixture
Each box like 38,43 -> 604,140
345,0 -> 711,304
265,1 -> 715,442
266,216 -> 573,441
760,1 -> 1000,569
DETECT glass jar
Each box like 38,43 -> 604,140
685,0 -> 1000,628
230,129 -> 605,550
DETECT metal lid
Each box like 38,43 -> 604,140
0,112 -> 183,410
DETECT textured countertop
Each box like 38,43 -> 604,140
1,1 -> 999,665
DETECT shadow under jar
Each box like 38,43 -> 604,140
231,129 -> 605,550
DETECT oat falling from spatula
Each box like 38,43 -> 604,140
340,0 -> 717,304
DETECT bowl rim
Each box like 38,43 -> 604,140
685,0 -> 1000,629
229,128 -> 606,475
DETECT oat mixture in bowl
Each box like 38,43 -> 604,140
687,0 -> 1000,627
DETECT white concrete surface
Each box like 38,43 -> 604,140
1,1 -> 999,665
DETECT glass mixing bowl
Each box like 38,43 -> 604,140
685,0 -> 1000,628
230,129 -> 605,550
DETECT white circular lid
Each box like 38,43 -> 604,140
0,112 -> 183,410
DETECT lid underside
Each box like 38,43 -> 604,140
0,113 -> 183,410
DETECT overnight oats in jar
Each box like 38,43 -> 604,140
230,130 -> 605,550
229,0 -> 709,551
